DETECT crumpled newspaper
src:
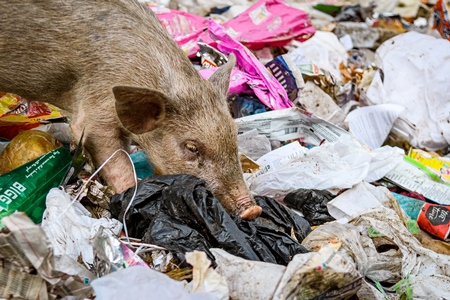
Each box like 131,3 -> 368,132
0,212 -> 94,299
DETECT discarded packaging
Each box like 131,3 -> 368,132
110,174 -> 310,267
417,203 -> 450,240
91,265 -> 216,300
197,42 -> 229,68
219,0 -> 315,49
41,188 -> 122,268
0,212 -> 94,299
0,130 -> 63,175
247,139 -> 403,201
149,4 -> 207,57
207,19 -> 292,110
385,157 -> 450,205
235,107 -> 353,147
283,188 -> 336,226
0,147 -> 72,224
433,0 -> 450,41
296,81 -> 346,129
265,54 -> 305,102
366,31 -> 450,151
408,148 -> 450,185
272,243 -> 362,300
211,248 -> 285,300
185,250 -> 229,300
287,31 -> 348,81
0,93 -> 65,141
237,128 -> 272,161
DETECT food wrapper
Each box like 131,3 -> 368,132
273,243 -> 362,300
91,227 -> 149,277
408,149 -> 450,185
417,203 -> 450,240
372,13 -> 407,33
219,0 -> 315,50
0,93 -> 65,140
197,42 -> 229,69
433,0 -> 450,41
0,147 -> 72,224
265,54 -> 305,101
208,19 -> 293,110
147,4 -> 207,57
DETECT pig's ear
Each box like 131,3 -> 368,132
113,86 -> 166,134
208,53 -> 236,95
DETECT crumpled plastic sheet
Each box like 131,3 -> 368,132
283,188 -> 336,226
218,0 -> 315,49
207,19 -> 293,110
249,141 -> 404,201
185,251 -> 229,300
91,266 -> 217,300
305,186 -> 450,299
237,129 -> 272,161
211,245 -> 363,300
41,188 -> 122,266
287,31 -> 348,81
110,175 -> 310,267
210,248 -> 286,300
366,31 -> 450,151
151,5 -> 207,57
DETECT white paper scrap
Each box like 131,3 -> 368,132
385,158 -> 450,205
345,104 -> 405,149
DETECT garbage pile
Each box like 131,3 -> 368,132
1,0 -> 450,299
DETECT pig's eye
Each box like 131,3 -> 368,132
186,143 -> 197,153
184,141 -> 199,160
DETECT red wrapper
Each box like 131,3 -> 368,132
433,0 -> 450,41
417,203 -> 450,240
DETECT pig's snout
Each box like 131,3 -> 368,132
240,205 -> 263,220
236,195 -> 262,220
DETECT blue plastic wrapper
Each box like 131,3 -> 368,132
130,151 -> 154,179
392,192 -> 425,221
232,96 -> 267,118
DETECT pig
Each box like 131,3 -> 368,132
0,0 -> 262,220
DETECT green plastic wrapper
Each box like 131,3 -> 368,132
0,147 -> 72,225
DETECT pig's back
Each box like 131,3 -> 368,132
0,0 -> 192,109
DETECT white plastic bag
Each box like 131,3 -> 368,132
91,266 -> 218,300
185,251 -> 229,300
237,129 -> 272,161
211,248 -> 285,300
248,140 -> 403,200
366,31 -> 450,151
288,31 -> 348,81
41,188 -> 122,265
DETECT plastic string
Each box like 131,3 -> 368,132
57,149 -> 138,244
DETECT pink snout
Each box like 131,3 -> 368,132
235,195 -> 262,220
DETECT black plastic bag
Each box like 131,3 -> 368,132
110,175 -> 310,267
334,4 -> 375,22
283,189 -> 336,226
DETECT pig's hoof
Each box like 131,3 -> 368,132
239,205 -> 262,220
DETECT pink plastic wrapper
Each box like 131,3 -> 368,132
206,19 -> 293,110
149,5 -> 207,57
221,0 -> 315,50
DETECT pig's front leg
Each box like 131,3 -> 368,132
71,111 -> 135,193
